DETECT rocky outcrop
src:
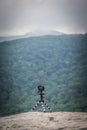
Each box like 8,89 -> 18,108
0,112 -> 87,130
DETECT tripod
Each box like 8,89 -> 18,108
31,85 -> 52,112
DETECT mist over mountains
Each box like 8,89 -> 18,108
0,30 -> 64,42
0,34 -> 87,117
24,29 -> 64,37
0,29 -> 85,43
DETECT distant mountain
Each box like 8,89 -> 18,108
0,30 -> 86,43
0,30 -> 64,42
0,35 -> 23,43
24,30 -> 64,37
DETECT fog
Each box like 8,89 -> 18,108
0,0 -> 87,35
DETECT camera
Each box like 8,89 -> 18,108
38,85 -> 45,92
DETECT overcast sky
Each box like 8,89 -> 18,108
0,0 -> 87,35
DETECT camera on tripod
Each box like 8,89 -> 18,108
31,85 -> 52,112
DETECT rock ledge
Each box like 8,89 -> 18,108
0,112 -> 87,130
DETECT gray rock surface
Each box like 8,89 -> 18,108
0,112 -> 87,130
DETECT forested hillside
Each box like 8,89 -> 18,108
0,34 -> 87,116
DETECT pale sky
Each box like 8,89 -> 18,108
0,0 -> 87,35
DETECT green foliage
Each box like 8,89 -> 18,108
0,34 -> 87,116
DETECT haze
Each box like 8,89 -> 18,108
0,0 -> 87,35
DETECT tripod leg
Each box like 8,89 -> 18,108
31,101 -> 40,111
44,102 -> 52,112
41,102 -> 46,112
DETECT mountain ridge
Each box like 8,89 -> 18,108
0,32 -> 87,43
0,30 -> 64,42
